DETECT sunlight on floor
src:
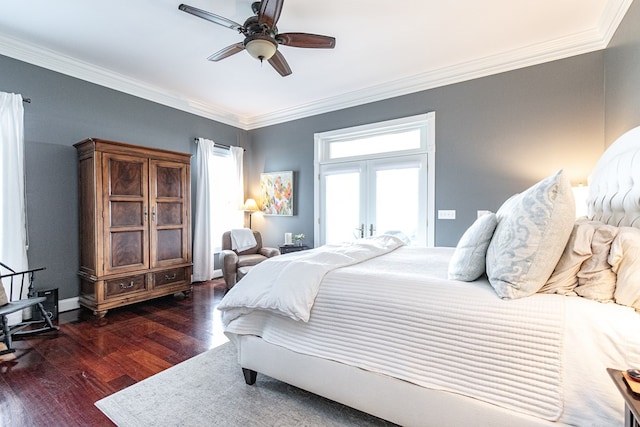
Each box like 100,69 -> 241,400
209,307 -> 229,350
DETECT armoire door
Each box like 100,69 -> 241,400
102,153 -> 150,275
149,160 -> 190,268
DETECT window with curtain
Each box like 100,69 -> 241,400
210,147 -> 244,251
193,138 -> 244,282
0,91 -> 30,324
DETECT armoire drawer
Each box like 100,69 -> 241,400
154,267 -> 187,287
105,274 -> 147,298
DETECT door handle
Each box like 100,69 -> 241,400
369,224 -> 375,237
355,224 -> 365,238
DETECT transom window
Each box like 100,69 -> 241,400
314,113 -> 436,247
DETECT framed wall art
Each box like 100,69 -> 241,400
260,171 -> 293,216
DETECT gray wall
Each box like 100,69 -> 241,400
1,54 -> 247,299
249,52 -> 605,248
605,0 -> 640,146
6,12 -> 638,301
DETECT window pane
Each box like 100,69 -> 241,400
329,129 -> 420,159
211,152 -> 243,251
324,172 -> 360,244
376,167 -> 420,244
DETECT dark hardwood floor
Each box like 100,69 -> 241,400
0,279 -> 228,427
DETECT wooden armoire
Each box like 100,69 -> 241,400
75,138 -> 192,318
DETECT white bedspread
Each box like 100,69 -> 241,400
223,246 -> 640,426
218,235 -> 405,323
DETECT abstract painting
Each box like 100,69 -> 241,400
260,171 -> 293,216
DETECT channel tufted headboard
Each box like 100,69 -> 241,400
588,126 -> 640,228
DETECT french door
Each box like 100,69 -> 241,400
319,154 -> 428,246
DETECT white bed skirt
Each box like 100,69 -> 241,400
234,335 -> 565,427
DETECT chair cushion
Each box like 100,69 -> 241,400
0,285 -> 8,306
237,266 -> 253,281
237,254 -> 268,268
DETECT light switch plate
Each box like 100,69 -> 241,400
438,210 -> 456,220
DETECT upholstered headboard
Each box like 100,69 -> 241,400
588,126 -> 640,228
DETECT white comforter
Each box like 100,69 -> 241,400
222,245 -> 640,426
218,234 -> 405,323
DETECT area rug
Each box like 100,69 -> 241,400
96,342 -> 394,426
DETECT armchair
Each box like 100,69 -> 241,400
220,231 -> 280,290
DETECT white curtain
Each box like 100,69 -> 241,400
229,145 -> 244,217
192,139 -> 244,282
0,92 -> 29,323
193,138 -> 216,282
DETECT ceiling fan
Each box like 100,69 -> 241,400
178,0 -> 336,77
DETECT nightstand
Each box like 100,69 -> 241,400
279,245 -> 309,254
607,368 -> 640,427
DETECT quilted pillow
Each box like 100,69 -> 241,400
486,170 -> 575,299
609,227 -> 640,311
448,212 -> 498,281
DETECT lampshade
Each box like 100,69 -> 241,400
244,198 -> 259,212
244,35 -> 277,61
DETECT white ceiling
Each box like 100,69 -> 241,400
0,0 -> 632,130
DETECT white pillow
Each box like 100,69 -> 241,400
609,227 -> 640,311
574,222 -> 618,302
486,170 -> 575,299
539,219 -> 595,296
448,212 -> 498,281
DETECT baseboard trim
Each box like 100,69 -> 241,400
58,297 -> 80,313
59,296 -> 80,313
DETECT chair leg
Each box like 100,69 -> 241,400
37,302 -> 58,331
0,314 -> 16,356
13,303 -> 59,338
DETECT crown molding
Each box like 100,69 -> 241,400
598,0 -> 634,43
0,33 -> 244,128
0,0 -> 631,131
245,0 -> 634,129
245,30 -> 607,129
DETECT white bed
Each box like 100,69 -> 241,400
218,126 -> 640,427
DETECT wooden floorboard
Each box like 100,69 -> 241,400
0,279 -> 227,427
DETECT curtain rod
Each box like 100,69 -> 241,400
193,138 -> 245,151
22,97 -> 31,103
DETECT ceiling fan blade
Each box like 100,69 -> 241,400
277,33 -> 336,49
207,42 -> 245,62
178,4 -> 244,32
258,0 -> 284,28
268,50 -> 292,77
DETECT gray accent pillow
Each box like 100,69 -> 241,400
486,170 -> 575,299
448,213 -> 498,281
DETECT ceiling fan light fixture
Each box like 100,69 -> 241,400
245,35 -> 277,61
